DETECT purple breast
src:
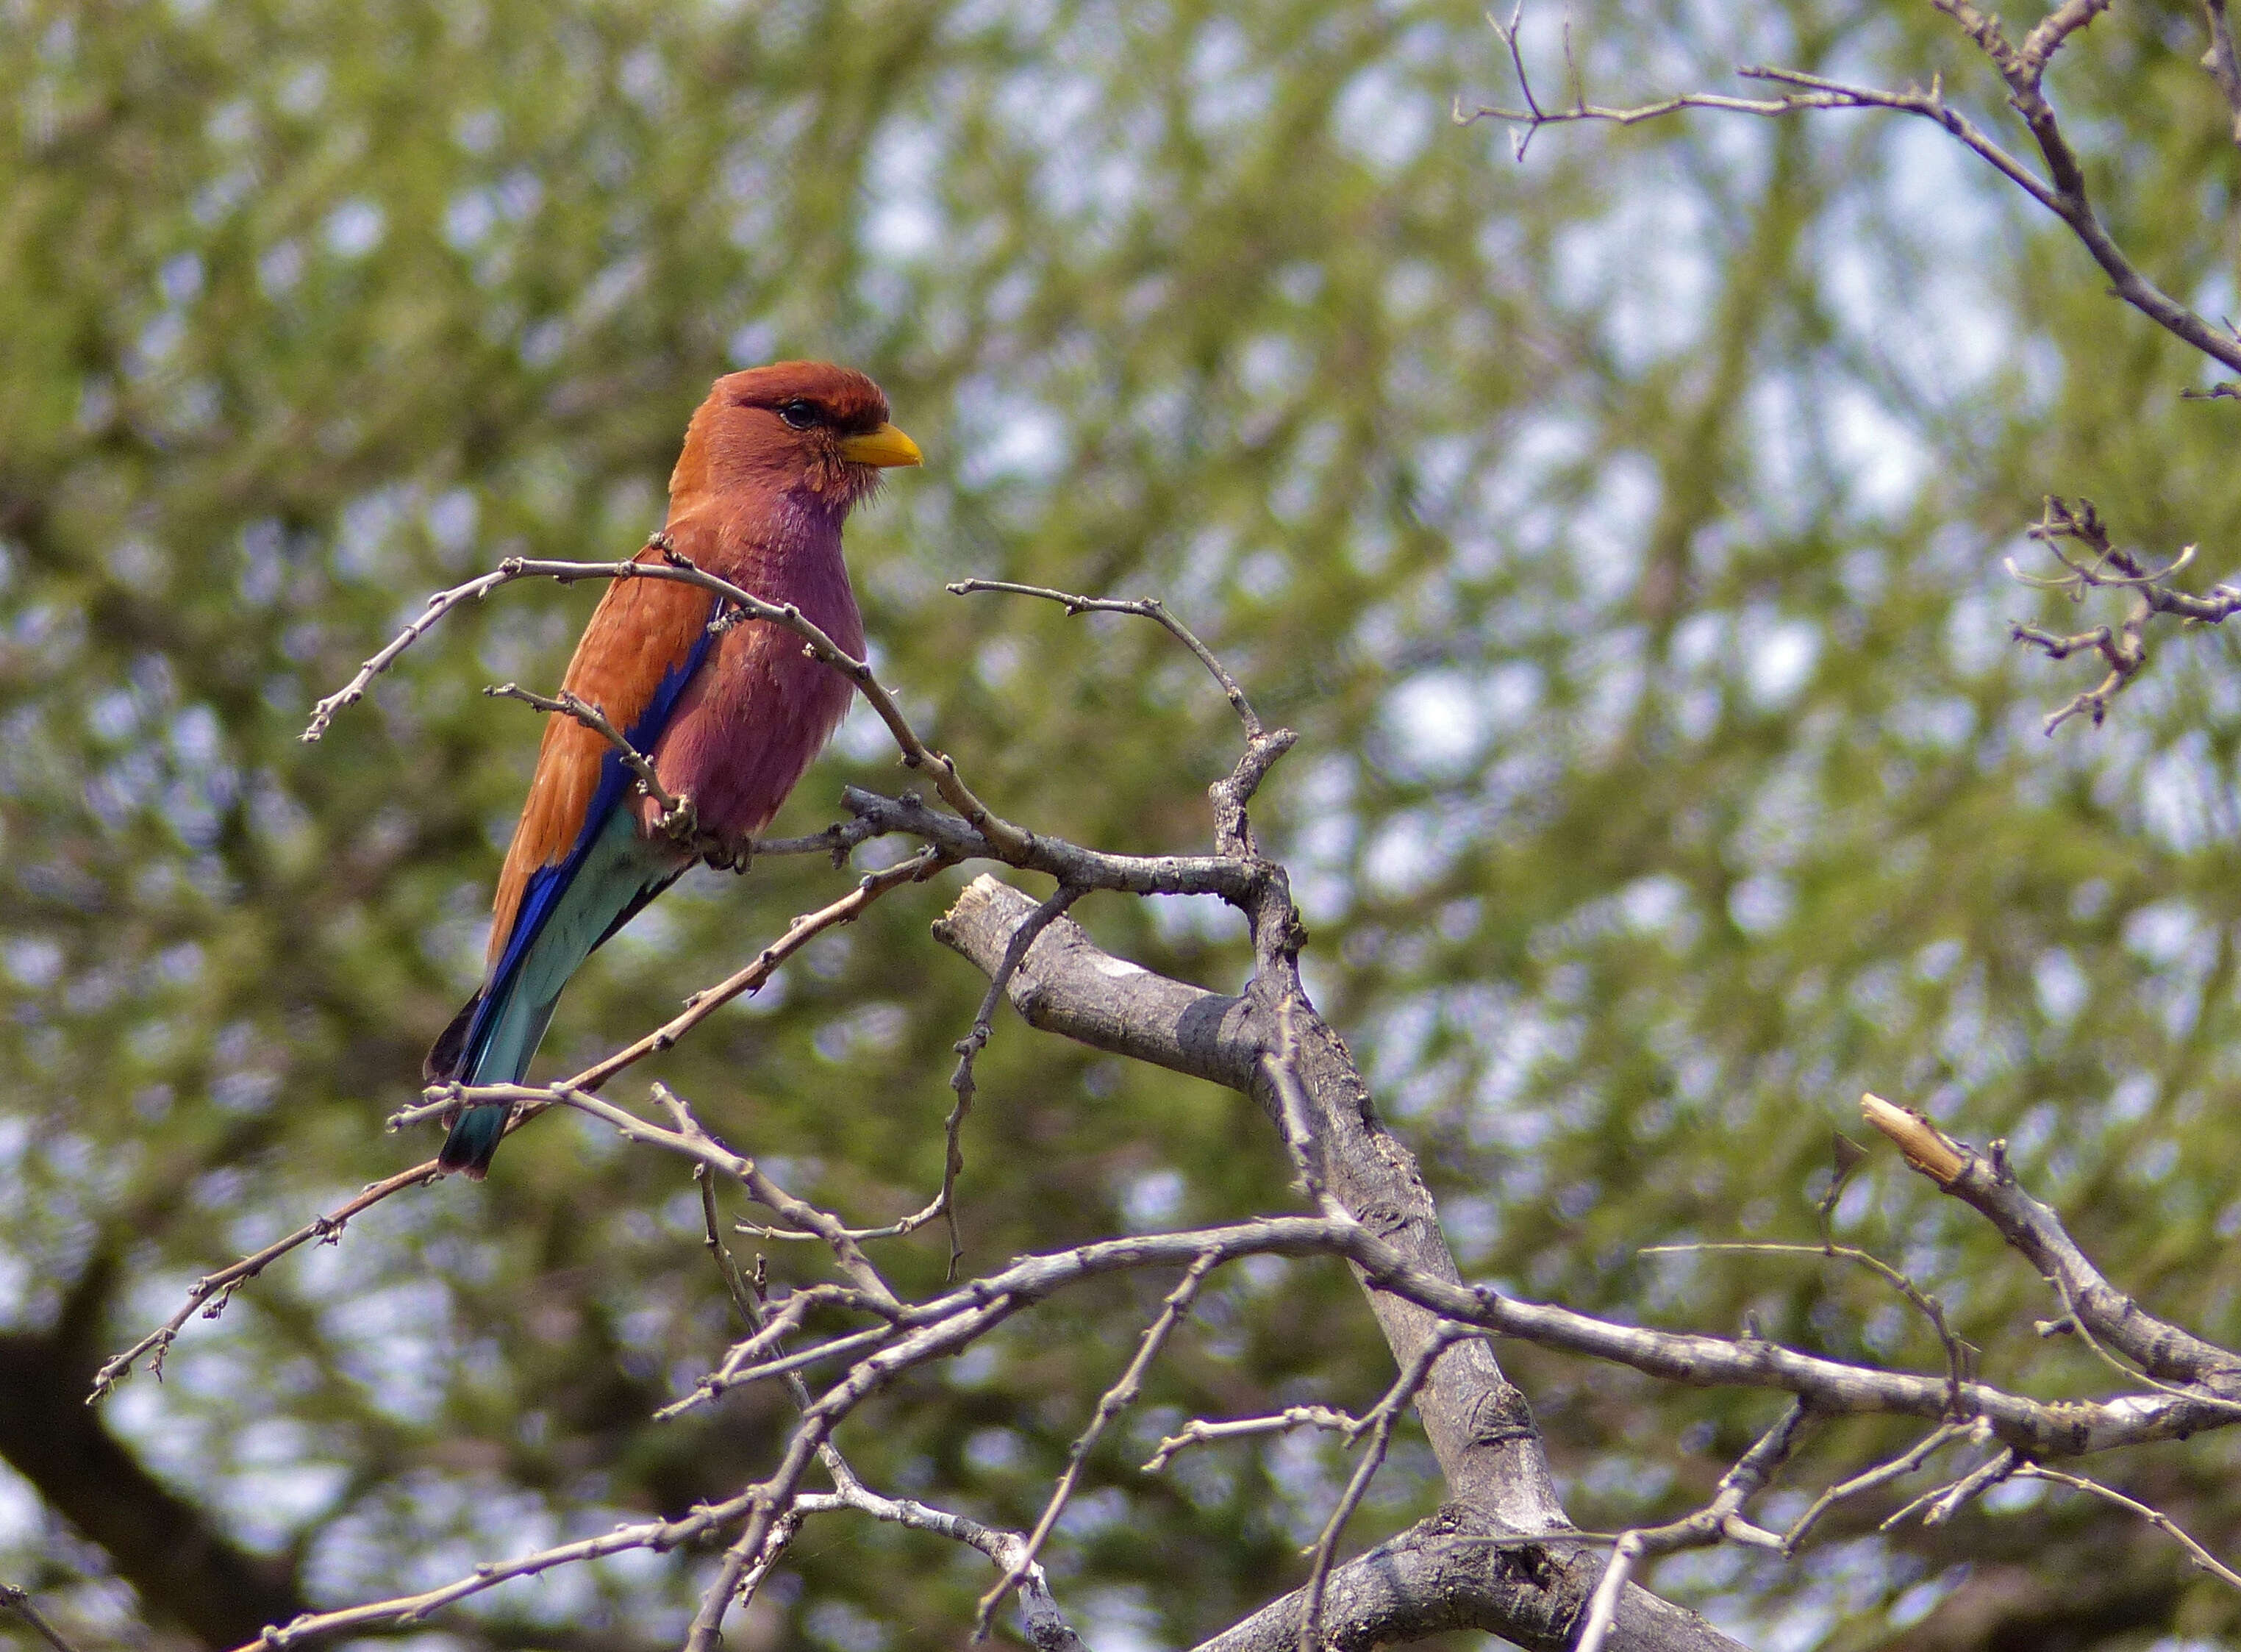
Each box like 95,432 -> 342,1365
650,512 -> 865,843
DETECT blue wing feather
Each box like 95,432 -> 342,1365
454,621 -> 718,1084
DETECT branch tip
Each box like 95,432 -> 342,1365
1860,1093 -> 1967,1186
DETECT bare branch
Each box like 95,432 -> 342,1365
1297,1321 -> 1489,1652
2005,498 -> 2241,732
1780,1422 -> 1972,1551
300,562 -> 522,740
1,1584 -> 86,1652
947,579 -> 1265,739
934,874 -> 1572,1530
687,1508 -> 791,1652
978,1252 -> 1222,1633
2039,1268 -> 2241,1423
1457,3 -> 1866,160
484,681 -> 702,850
90,1159 -> 443,1399
1464,10 -> 2241,376
1262,994 -> 1336,1209
1859,1093 -> 1967,1184
932,884 -> 2241,1465
236,1484 -> 765,1648
1572,1404 -> 1807,1652
940,882 -> 1089,1274
1876,1442 -> 2015,1532
1917,1447 -> 2016,1528
539,1079 -> 901,1307
1573,1531 -> 1648,1652
403,845 -> 946,1120
932,873 -> 1262,1090
1860,1095 -> 2241,1392
804,1484 -> 1090,1652
2018,1465 -> 2241,1591
1644,1241 -> 1976,1417
698,1168 -> 765,1334
1143,1406 -> 1361,1472
304,540 -> 1037,859
113,854 -> 943,1398
842,785 -> 1262,902
1187,1510 -> 1734,1652
2012,0 -> 2116,79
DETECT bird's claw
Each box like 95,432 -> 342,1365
658,792 -> 700,844
701,835 -> 752,874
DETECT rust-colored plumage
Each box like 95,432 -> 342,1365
429,362 -> 921,1177
487,566 -> 712,967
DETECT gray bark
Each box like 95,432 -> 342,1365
933,873 -> 1746,1652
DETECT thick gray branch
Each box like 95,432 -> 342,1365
1186,1507 -> 1734,1652
934,875 -> 1739,1652
931,873 -> 1260,1087
1947,1156 -> 2241,1387
848,787 -> 1257,901
934,876 -> 1565,1525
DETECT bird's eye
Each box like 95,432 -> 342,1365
776,399 -> 818,430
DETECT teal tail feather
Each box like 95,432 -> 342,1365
426,809 -> 682,1179
439,1100 -> 511,1180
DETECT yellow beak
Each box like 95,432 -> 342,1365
837,422 -> 923,468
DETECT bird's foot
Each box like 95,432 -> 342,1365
701,832 -> 752,874
657,790 -> 700,845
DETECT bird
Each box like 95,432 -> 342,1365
425,361 -> 922,1178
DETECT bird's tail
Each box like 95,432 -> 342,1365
426,808 -> 684,1179
425,985 -> 555,1179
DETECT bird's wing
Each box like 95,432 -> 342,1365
486,531 -> 721,973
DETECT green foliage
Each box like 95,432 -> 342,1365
7,1 -> 2241,1648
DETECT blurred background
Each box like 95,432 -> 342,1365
7,1 -> 2241,1648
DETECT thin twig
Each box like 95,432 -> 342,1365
698,1168 -> 765,1332
0,1585 -> 85,1652
940,882 -> 1087,1276
1781,1422 -> 1970,1551
1880,1447 -> 2015,1531
117,851 -> 937,1396
235,1484 -> 766,1648
685,1503 -> 787,1652
307,541 -> 1035,859
2007,498 -> 2241,731
299,562 -> 523,739
691,1161 -> 873,1503
90,1159 -> 443,1398
2019,1465 -> 2241,1591
804,1484 -> 1089,1652
2042,1270 -> 2241,1420
1143,1406 -> 1359,1472
1571,1531 -> 1645,1652
726,1505 -> 805,1628
1572,1403 -> 1809,1652
1921,1448 -> 2016,1527
976,1253 -> 1223,1634
1463,11 -> 2241,377
485,682 -> 703,849
390,847 -> 947,1129
1462,1 -> 1858,160
1296,1322 -> 1488,1652
947,579 -> 1264,738
1643,1241 -> 1977,1417
524,1079 -> 900,1308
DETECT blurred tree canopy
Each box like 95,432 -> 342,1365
7,0 -> 2241,1648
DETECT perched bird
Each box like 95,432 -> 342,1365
426,362 -> 922,1178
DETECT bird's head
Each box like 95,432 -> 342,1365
673,360 -> 923,512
